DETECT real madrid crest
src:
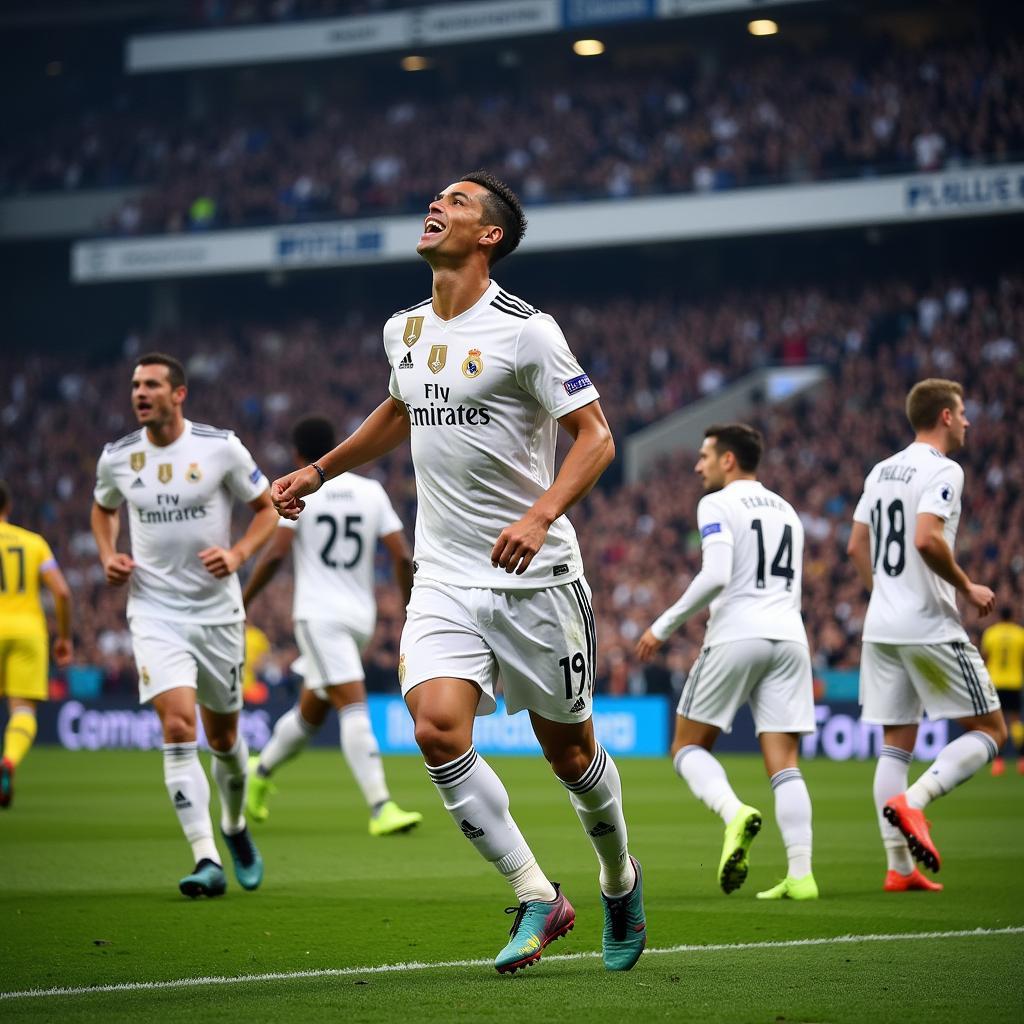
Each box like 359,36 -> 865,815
157,463 -> 173,484
462,348 -> 483,379
403,316 -> 424,348
130,451 -> 146,472
186,463 -> 202,483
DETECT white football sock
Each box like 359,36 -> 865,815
906,731 -> 999,809
258,705 -> 316,777
874,745 -> 914,874
211,734 -> 249,835
163,742 -> 219,865
673,744 -> 742,823
426,747 -> 556,904
339,703 -> 390,810
559,745 -> 635,897
770,768 -> 813,879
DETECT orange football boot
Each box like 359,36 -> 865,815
883,794 -> 941,872
884,868 -> 944,892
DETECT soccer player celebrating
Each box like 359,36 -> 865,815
847,378 -> 1006,890
271,172 -> 645,974
636,425 -> 818,901
0,480 -> 74,807
980,608 -> 1024,775
91,353 -> 278,898
243,415 -> 422,836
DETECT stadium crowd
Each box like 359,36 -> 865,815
3,33 -> 1022,234
3,268 -> 1021,699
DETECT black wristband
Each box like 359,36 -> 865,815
311,463 -> 326,490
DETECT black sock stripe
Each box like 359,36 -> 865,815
298,621 -> 330,684
426,748 -> 478,786
564,745 -> 606,793
425,747 -> 476,781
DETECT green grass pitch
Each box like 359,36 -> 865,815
2,748 -> 1023,1022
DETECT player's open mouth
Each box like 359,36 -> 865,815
422,217 -> 445,237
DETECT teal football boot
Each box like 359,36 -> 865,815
601,856 -> 646,971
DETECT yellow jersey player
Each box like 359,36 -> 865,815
980,608 -> 1024,775
0,480 -> 73,807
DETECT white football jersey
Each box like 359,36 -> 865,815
279,472 -> 403,634
694,480 -> 808,646
853,442 -> 968,644
384,280 -> 599,589
94,420 -> 268,624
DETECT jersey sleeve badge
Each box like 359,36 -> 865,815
403,316 -> 424,347
130,451 -> 146,472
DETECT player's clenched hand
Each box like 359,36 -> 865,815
964,582 -> 995,617
103,552 -> 135,586
271,466 -> 320,520
635,628 -> 664,663
491,513 -> 550,575
199,546 -> 241,578
52,637 -> 74,668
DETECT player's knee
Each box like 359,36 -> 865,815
206,727 -> 238,753
162,715 -> 196,745
413,717 -> 463,763
545,743 -> 591,783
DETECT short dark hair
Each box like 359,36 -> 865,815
906,378 -> 963,432
136,352 -> 187,390
292,416 -> 336,464
1000,606 -> 1013,622
704,423 -> 763,472
460,170 -> 527,265
0,480 -> 9,515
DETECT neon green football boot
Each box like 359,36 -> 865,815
756,873 -> 819,900
246,754 -> 275,823
369,800 -> 423,836
719,804 -> 762,894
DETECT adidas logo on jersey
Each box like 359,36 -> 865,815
588,821 -> 617,838
173,790 -> 193,809
569,696 -> 587,714
459,818 -> 485,839
131,477 -> 145,488
398,352 -> 414,369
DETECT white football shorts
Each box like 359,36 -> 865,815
677,638 -> 815,735
860,640 -> 1000,724
129,617 -> 244,714
294,619 -> 370,690
399,577 -> 597,724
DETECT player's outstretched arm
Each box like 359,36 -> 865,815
40,564 -> 74,667
242,524 -> 295,606
846,521 -> 874,591
915,512 -> 995,616
382,530 -> 414,609
272,398 -> 411,520
636,542 -> 733,661
90,501 -> 134,586
491,400 -> 614,574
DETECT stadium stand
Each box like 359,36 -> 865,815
2,33 -> 1022,232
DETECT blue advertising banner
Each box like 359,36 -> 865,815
32,695 -> 948,761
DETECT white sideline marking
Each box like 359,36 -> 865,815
3,926 -> 1021,1001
